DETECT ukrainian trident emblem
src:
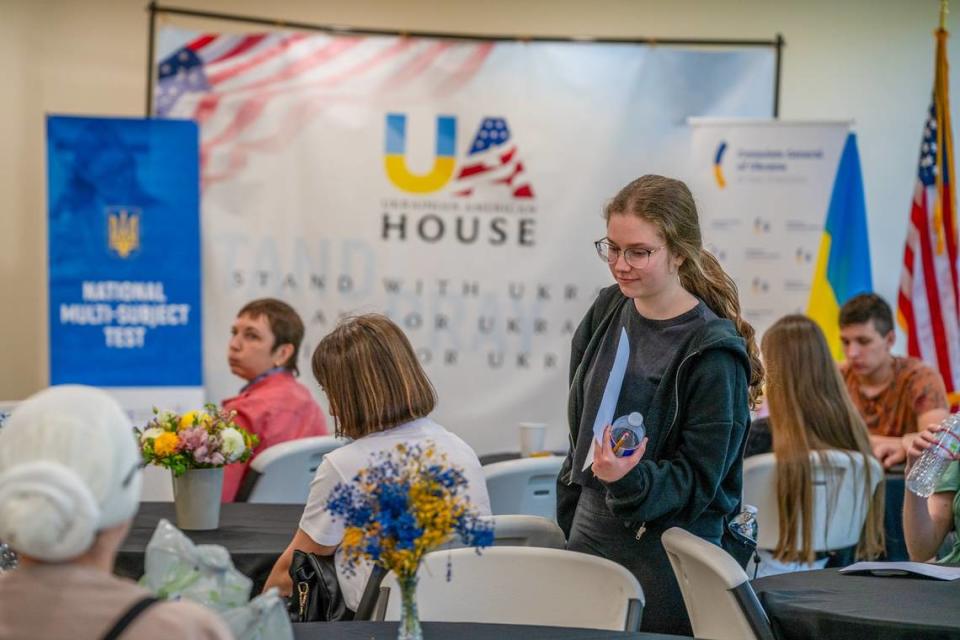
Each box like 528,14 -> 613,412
107,207 -> 140,259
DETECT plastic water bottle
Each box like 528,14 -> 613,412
0,543 -> 17,573
906,413 -> 960,497
610,412 -> 645,457
729,504 -> 758,543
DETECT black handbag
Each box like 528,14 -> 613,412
287,550 -> 351,622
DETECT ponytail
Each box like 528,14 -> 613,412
680,251 -> 764,407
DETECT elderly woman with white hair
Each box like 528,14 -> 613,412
0,385 -> 231,640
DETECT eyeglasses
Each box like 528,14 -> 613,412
594,239 -> 664,269
122,459 -> 147,488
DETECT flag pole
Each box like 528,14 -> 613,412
941,0 -> 949,31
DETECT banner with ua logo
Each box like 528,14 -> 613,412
47,116 -> 203,421
156,27 -> 774,455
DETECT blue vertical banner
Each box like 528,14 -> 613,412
47,116 -> 202,386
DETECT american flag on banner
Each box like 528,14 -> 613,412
451,117 -> 534,198
898,27 -> 960,406
154,32 -> 493,187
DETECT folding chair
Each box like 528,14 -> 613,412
662,527 -> 775,640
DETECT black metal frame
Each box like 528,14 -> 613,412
144,1 -> 784,118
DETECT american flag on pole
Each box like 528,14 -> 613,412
897,25 -> 960,406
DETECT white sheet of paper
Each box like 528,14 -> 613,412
582,327 -> 630,472
839,561 -> 960,581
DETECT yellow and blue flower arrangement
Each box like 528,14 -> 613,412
326,442 -> 493,580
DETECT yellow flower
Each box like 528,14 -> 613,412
178,411 -> 198,431
342,527 -> 364,550
178,411 -> 212,431
153,432 -> 181,457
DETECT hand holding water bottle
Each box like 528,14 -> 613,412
905,413 -> 960,498
592,424 -> 648,484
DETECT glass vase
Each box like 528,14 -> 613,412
397,573 -> 423,640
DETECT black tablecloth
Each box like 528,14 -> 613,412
292,622 -> 687,639
753,568 -> 960,639
115,502 -> 302,592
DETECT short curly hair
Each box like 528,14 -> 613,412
237,298 -> 305,375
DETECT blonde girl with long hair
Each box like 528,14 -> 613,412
558,174 -> 763,635
760,314 -> 885,574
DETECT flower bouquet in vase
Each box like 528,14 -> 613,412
137,405 -> 258,530
327,443 -> 493,640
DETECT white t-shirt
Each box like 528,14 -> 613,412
298,417 -> 491,611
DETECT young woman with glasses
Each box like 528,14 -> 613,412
557,175 -> 763,635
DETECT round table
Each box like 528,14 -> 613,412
292,621 -> 688,639
753,568 -> 960,639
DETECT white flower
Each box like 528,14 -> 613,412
140,427 -> 164,444
220,428 -> 246,462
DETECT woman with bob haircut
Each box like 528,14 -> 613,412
757,314 -> 885,575
558,174 -> 762,634
264,314 -> 490,613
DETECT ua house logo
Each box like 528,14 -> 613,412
384,113 -> 535,198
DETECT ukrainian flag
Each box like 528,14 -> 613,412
807,132 -> 873,359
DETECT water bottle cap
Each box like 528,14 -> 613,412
627,412 -> 643,427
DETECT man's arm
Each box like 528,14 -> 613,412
263,528 -> 338,597
876,372 -> 950,469
870,435 -> 907,469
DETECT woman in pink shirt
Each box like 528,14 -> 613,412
222,298 -> 328,502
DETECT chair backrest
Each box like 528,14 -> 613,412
484,514 -> 566,549
353,514 -> 566,620
662,527 -> 775,640
482,456 -> 563,520
245,436 -> 348,503
743,450 -> 882,552
377,547 -> 643,631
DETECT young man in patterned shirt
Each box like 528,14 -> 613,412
839,293 -> 949,469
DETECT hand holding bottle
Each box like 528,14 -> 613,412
592,424 -> 648,484
906,426 -> 953,468
905,414 -> 960,497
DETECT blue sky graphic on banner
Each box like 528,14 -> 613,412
47,116 -> 202,386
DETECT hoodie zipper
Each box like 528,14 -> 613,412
633,339 -> 732,541
632,349 -> 699,541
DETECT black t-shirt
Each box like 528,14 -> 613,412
572,298 -> 718,488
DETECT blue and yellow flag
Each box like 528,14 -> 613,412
807,132 -> 873,359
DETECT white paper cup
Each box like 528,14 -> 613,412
519,422 -> 547,457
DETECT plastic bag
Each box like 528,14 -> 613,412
222,588 -> 295,640
140,518 -> 252,611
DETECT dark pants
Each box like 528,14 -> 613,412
566,487 -> 692,636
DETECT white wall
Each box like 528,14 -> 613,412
0,0 -> 953,399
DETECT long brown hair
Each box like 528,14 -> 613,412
604,174 -> 763,406
312,314 -> 436,439
762,314 -> 885,563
